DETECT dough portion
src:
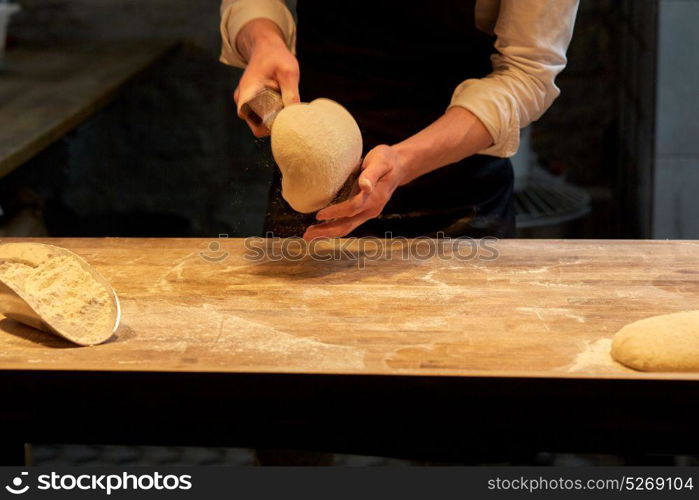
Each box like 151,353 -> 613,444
271,98 -> 362,213
611,310 -> 699,372
0,243 -> 119,346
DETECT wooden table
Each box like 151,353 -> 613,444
0,238 -> 698,462
0,41 -> 178,177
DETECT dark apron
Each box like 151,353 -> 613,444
265,0 -> 515,238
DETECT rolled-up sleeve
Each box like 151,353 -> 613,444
450,0 -> 579,157
219,0 -> 296,68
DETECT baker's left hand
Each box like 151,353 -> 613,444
303,145 -> 407,240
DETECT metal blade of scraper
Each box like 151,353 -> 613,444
239,88 -> 284,134
331,162 -> 363,205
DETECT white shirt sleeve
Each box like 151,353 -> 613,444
450,0 -> 579,157
219,0 -> 296,68
220,0 -> 578,158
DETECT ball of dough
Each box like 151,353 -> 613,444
611,310 -> 699,372
271,98 -> 362,213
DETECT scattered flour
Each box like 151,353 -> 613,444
566,338 -> 621,373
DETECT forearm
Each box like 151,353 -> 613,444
220,0 -> 296,68
236,18 -> 286,62
309,108 -> 495,239
233,17 -> 300,134
393,107 -> 494,185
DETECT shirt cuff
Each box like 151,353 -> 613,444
448,78 -> 521,158
219,0 -> 296,68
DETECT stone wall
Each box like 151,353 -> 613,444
8,0 -> 272,237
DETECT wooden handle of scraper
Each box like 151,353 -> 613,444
240,88 -> 284,134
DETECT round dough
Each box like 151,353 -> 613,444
271,98 -> 362,213
611,310 -> 699,372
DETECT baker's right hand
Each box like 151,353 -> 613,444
233,19 -> 300,137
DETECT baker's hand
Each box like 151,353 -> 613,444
233,19 -> 300,137
303,145 -> 407,240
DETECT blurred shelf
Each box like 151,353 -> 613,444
515,180 -> 591,229
0,40 -> 179,178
